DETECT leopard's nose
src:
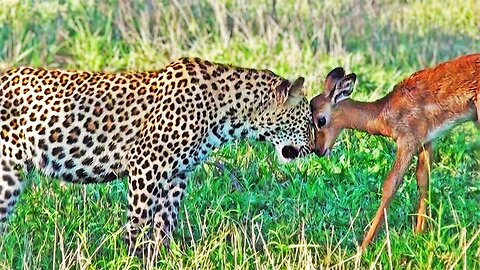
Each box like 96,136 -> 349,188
281,145 -> 299,159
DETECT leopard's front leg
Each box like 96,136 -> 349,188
125,151 -> 190,258
125,156 -> 159,257
152,171 -> 188,251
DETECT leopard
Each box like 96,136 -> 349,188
0,57 -> 314,256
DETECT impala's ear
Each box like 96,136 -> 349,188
324,67 -> 345,97
276,77 -> 305,107
331,73 -> 356,105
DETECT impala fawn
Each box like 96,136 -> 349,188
310,54 -> 480,250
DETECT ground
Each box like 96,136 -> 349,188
0,0 -> 479,269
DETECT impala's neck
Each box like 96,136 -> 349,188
333,99 -> 392,137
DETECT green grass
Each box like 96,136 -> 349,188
0,0 -> 479,269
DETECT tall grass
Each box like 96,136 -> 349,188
0,0 -> 479,269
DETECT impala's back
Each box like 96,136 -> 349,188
379,53 -> 479,142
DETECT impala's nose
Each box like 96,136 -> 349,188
314,148 -> 330,157
314,149 -> 323,157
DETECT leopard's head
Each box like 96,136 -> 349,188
253,77 -> 314,163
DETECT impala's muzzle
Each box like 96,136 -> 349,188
314,148 -> 330,157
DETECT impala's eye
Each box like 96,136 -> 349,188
317,116 -> 327,128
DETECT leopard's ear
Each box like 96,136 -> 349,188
276,77 -> 305,107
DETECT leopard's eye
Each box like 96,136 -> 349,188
317,116 -> 327,128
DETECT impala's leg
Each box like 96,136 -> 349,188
361,142 -> 417,250
152,171 -> 187,251
415,142 -> 433,233
475,93 -> 480,127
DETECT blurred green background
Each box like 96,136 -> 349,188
0,0 -> 479,269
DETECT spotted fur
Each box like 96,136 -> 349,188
0,57 -> 314,255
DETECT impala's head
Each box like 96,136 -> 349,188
310,67 -> 356,157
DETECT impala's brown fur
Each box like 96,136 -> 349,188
310,54 -> 480,250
